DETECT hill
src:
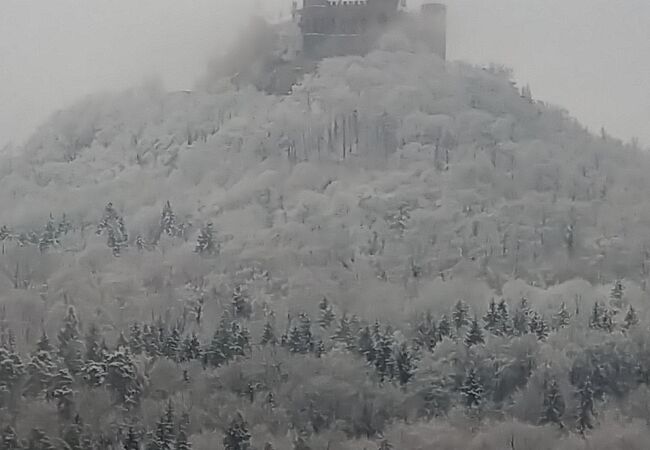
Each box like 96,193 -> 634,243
1,23 -> 650,450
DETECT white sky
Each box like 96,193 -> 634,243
1,0 -> 648,149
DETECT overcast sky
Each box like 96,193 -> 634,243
1,0 -> 648,149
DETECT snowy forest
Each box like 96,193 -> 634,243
1,17 -> 650,450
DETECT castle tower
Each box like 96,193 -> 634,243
420,3 -> 447,60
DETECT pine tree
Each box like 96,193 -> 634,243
414,311 -> 437,351
23,346 -> 57,398
318,297 -> 335,329
332,314 -> 355,350
512,298 -> 531,336
378,440 -> 393,450
206,319 -> 230,368
105,349 -> 141,408
38,214 -> 59,253
84,323 -> 103,362
160,201 -> 177,238
464,317 -> 485,347
394,342 -> 417,385
163,328 -> 181,362
260,320 -> 277,346
553,302 -> 571,329
292,437 -> 311,450
58,306 -> 84,374
483,299 -> 500,335
288,314 -> 314,354
123,427 -> 140,450
0,425 -> 19,450
461,367 -> 484,413
589,301 -> 603,330
624,305 -> 639,329
62,414 -> 93,450
530,312 -> 550,341
194,223 -> 216,255
175,427 -> 190,450
373,327 -> 395,382
0,346 -> 25,396
437,314 -> 452,340
452,300 -> 470,333
49,368 -> 75,420
57,213 -> 72,237
223,413 -> 251,450
36,330 -> 52,353
357,326 -> 375,363
26,429 -> 55,450
231,285 -> 252,320
180,333 -> 202,362
610,279 -> 624,307
143,324 -> 161,357
129,323 -> 145,355
496,299 -> 512,336
540,378 -> 565,429
230,322 -> 251,358
575,377 -> 595,434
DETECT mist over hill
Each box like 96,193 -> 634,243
1,20 -> 650,450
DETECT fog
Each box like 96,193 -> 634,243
1,0 -> 648,149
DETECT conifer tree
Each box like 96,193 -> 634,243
553,302 -> 571,329
36,330 -> 53,353
58,306 -> 84,374
194,223 -> 216,255
452,300 -> 470,333
163,328 -> 181,362
378,440 -> 393,450
530,312 -> 550,341
437,314 -> 452,340
129,323 -> 145,355
230,322 -> 251,358
223,413 -> 251,450
84,323 -> 103,362
575,377 -> 595,434
373,327 -> 395,382
0,425 -> 19,450
610,279 -> 624,307
62,414 -> 93,450
496,299 -> 512,336
25,429 -> 55,450
461,367 -> 484,414
624,305 -> 639,329
143,324 -> 161,357
483,299 -> 499,335
49,368 -> 75,420
181,333 -> 202,362
540,378 -> 565,429
394,342 -> 417,386
357,326 -> 375,363
512,298 -> 531,336
589,301 -> 604,330
414,311 -> 437,351
24,346 -> 57,398
123,427 -> 140,450
332,314 -> 355,350
0,346 -> 25,398
464,317 -> 485,347
160,201 -> 177,238
231,285 -> 252,320
318,297 -> 335,329
38,214 -> 59,253
105,349 -> 141,408
260,320 -> 277,346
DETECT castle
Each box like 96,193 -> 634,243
294,0 -> 447,60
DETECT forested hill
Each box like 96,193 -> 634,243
1,26 -> 650,450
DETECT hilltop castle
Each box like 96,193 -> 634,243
294,0 -> 447,60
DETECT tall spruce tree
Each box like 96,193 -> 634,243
318,297 -> 336,329
576,377 -> 595,434
0,425 -> 19,450
394,343 -> 417,385
194,223 -> 216,255
483,299 -> 500,335
223,413 -> 251,450
452,300 -> 470,333
540,378 -> 565,429
553,302 -> 571,329
58,306 -> 84,374
464,317 -> 485,347
624,305 -> 639,329
25,429 -> 55,450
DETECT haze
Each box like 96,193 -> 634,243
1,0 -> 648,149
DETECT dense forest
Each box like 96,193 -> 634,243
1,21 -> 650,450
